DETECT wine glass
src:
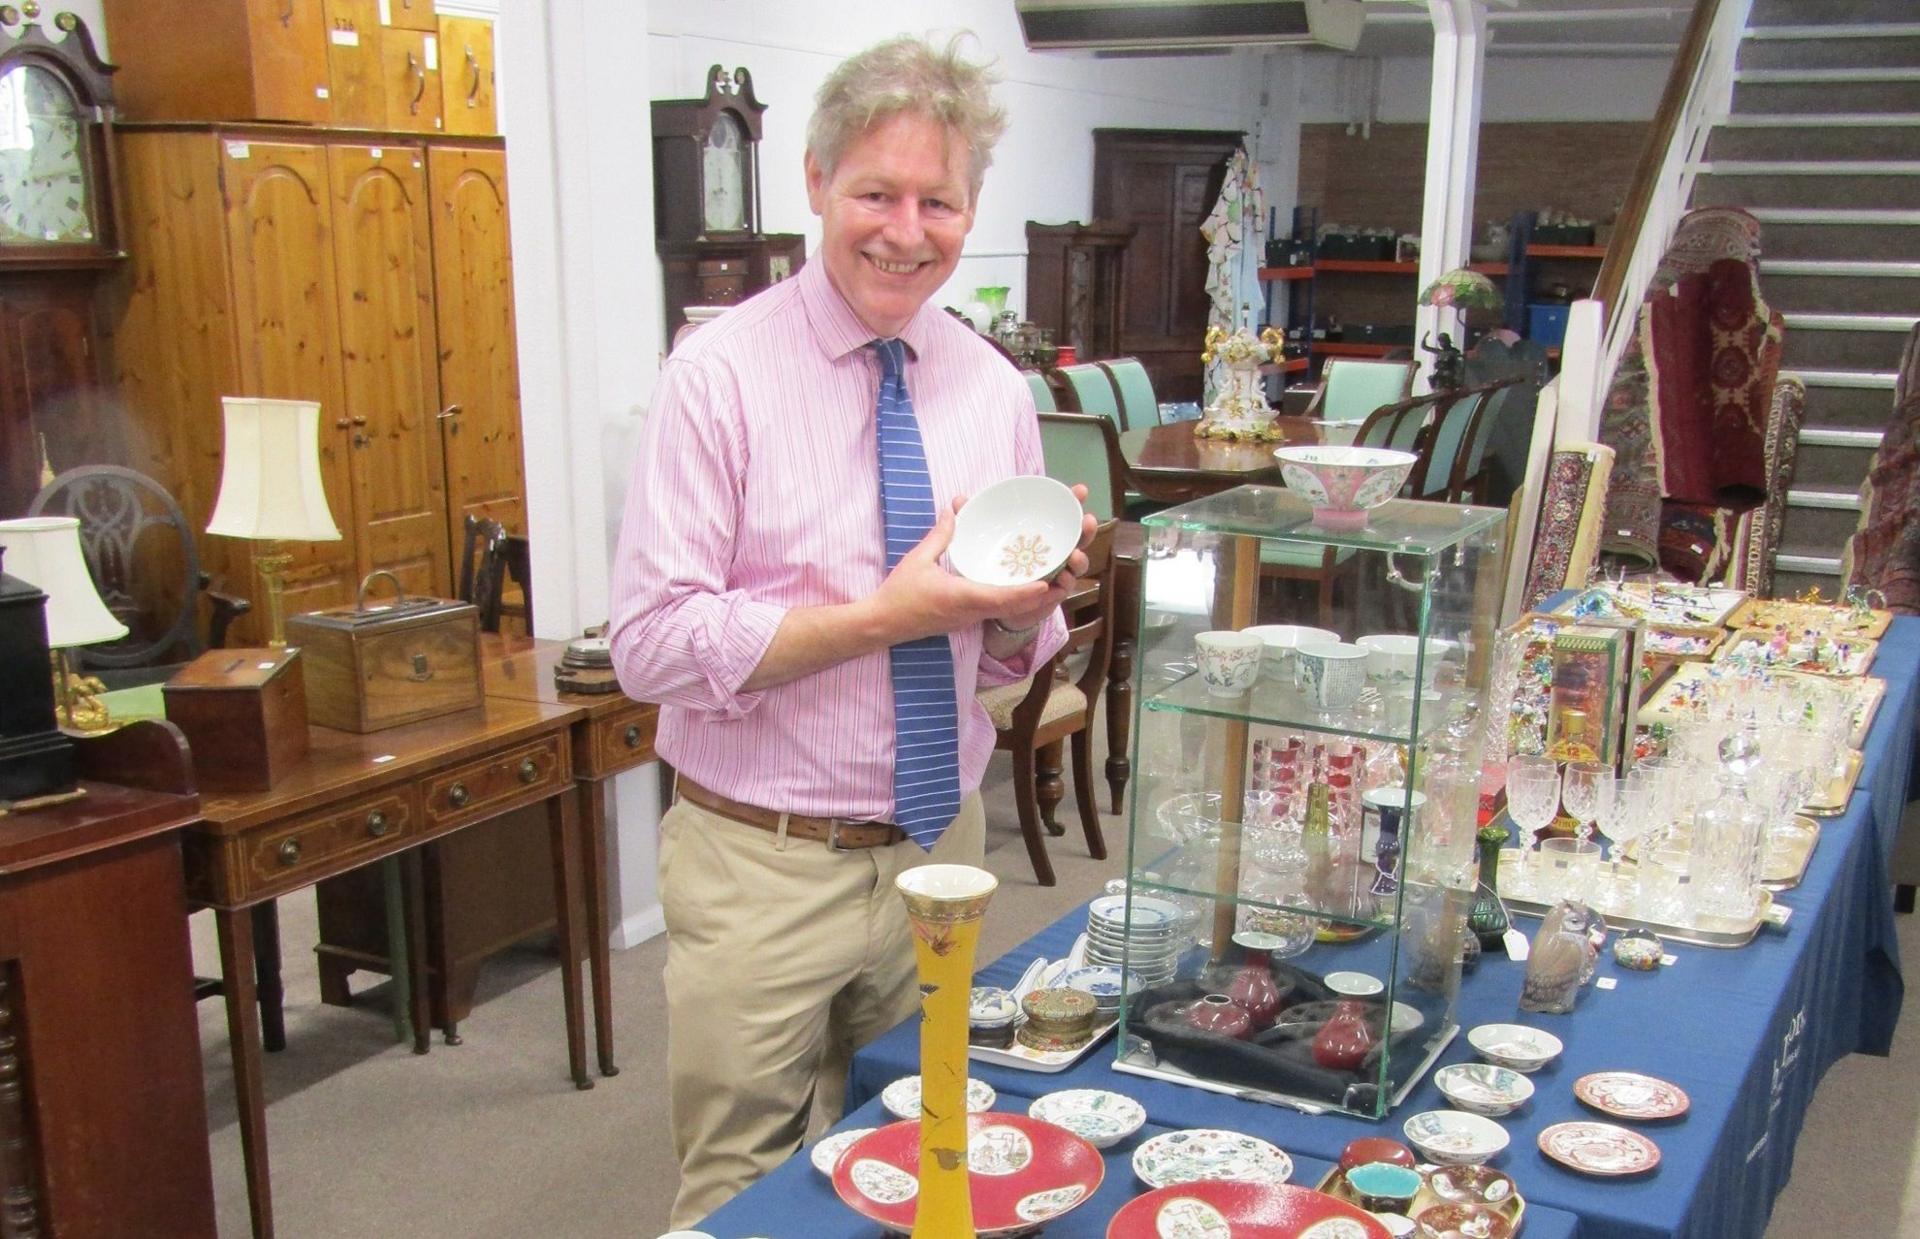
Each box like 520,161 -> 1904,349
1505,755 -> 1561,889
1562,761 -> 1606,847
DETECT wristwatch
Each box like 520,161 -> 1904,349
988,616 -> 1042,642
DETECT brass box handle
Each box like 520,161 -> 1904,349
448,783 -> 470,809
366,810 -> 391,838
277,838 -> 302,866
623,724 -> 643,749
517,757 -> 539,784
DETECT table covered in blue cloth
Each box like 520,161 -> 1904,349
699,1093 -> 1585,1238
847,617 -> 1919,1239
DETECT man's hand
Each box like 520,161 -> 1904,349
991,483 -> 1099,632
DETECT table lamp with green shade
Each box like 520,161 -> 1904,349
205,397 -> 342,647
1418,268 -> 1504,392
0,516 -> 129,732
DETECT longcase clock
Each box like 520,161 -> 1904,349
0,6 -> 123,515
650,65 -> 803,347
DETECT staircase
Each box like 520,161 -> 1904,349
1689,0 -> 1920,599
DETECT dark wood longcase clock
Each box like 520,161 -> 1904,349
651,64 -> 803,347
0,8 -> 125,516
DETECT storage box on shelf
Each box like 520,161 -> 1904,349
1115,488 -> 1507,1118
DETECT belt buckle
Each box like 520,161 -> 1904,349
826,818 -> 859,852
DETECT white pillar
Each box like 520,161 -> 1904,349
502,0 -> 667,948
1414,0 -> 1488,393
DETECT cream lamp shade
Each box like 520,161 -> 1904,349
0,516 -> 129,648
206,397 -> 343,542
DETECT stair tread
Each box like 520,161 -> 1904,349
1735,67 -> 1920,81
1721,113 -> 1920,126
1695,160 -> 1920,173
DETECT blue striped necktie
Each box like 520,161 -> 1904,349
872,338 -> 962,847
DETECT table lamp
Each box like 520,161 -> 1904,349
0,516 -> 130,732
205,397 -> 342,647
1418,268 -> 1504,392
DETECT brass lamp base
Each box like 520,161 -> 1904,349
51,649 -> 112,734
254,543 -> 295,648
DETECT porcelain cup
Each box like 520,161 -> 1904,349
1243,623 -> 1339,683
1195,630 -> 1262,697
1296,641 -> 1370,712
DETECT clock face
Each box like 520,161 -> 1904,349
702,112 -> 747,233
0,64 -> 95,247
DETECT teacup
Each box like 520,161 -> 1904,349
1356,633 -> 1457,685
1296,641 -> 1370,711
1195,631 -> 1262,697
1242,623 -> 1339,682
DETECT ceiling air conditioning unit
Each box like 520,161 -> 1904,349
1016,0 -> 1366,53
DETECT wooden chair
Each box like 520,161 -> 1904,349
1025,369 -> 1059,412
458,513 -> 532,634
1037,412 -> 1128,522
1096,357 -> 1159,428
977,520 -> 1117,886
1057,362 -> 1127,429
29,465 -> 250,687
1415,378 -> 1526,503
1304,358 -> 1418,424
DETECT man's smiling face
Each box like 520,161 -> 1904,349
806,111 -> 977,339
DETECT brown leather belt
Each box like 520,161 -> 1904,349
676,777 -> 906,850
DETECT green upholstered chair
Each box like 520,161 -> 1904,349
1057,362 -> 1126,429
1447,378 -> 1528,503
1038,412 -> 1127,522
1097,358 -> 1158,429
1025,369 -> 1058,412
1306,358 -> 1418,424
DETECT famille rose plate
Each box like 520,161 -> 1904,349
1107,1181 -> 1391,1239
1573,1072 -> 1691,1121
1133,1128 -> 1295,1189
1537,1121 -> 1662,1176
808,1126 -> 876,1176
831,1113 -> 1103,1236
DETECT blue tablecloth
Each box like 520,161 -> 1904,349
848,617 -> 1920,1239
700,1094 -> 1583,1239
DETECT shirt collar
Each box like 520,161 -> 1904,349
798,254 -> 936,363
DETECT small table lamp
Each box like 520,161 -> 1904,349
1418,268 -> 1504,392
0,516 -> 130,732
205,397 -> 342,647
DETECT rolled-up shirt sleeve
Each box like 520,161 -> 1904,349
609,357 -> 785,719
978,390 -> 1069,687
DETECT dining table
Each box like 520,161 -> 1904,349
1117,418 -> 1321,505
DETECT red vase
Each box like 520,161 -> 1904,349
1227,948 -> 1285,1031
1312,999 -> 1377,1071
1184,994 -> 1252,1040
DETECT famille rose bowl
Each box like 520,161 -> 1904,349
1273,446 -> 1417,530
951,475 -> 1082,587
830,1112 -> 1103,1236
1107,1181 -> 1391,1239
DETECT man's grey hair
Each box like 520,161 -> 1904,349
806,34 -> 1008,201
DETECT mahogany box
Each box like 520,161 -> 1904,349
285,575 -> 481,733
163,647 -> 309,792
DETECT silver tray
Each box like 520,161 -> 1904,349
1501,856 -> 1777,948
968,1012 -> 1117,1074
1806,748 -> 1864,818
1624,815 -> 1820,892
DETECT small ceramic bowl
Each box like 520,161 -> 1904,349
1297,641 -> 1371,711
808,1127 -> 875,1176
1425,1164 -> 1518,1208
968,986 -> 1020,1028
1196,630 -> 1263,697
1242,623 -> 1340,679
880,1075 -> 996,1121
1401,1110 -> 1510,1167
1416,1202 -> 1515,1239
950,474 -> 1081,586
1466,1024 -> 1564,1074
1434,1063 -> 1536,1118
1027,1088 -> 1147,1150
1356,633 -> 1457,685
1374,1213 -> 1418,1238
1274,445 -> 1418,529
1324,970 -> 1385,997
1345,1161 -> 1424,1213
1340,1136 -> 1417,1174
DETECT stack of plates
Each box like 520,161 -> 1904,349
1085,894 -> 1181,987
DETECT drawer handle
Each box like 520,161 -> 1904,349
366,810 -> 391,837
277,838 -> 302,866
623,724 -> 643,749
517,757 -> 539,784
410,652 -> 434,681
448,782 -> 470,808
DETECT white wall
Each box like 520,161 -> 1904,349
1292,51 -> 1673,124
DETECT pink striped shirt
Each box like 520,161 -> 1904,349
608,258 -> 1065,820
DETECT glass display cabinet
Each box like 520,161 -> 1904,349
1113,486 -> 1507,1118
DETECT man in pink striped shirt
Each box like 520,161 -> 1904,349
610,35 -> 1095,1225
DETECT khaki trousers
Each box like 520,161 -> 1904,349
660,792 -> 986,1228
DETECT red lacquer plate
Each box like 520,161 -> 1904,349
1108,1181 -> 1392,1239
831,1112 -> 1104,1236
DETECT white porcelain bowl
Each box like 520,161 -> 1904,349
1402,1110 -> 1510,1166
1434,1063 -> 1536,1117
1356,633 -> 1457,685
950,474 -> 1081,586
1027,1089 -> 1147,1150
1242,624 -> 1340,678
1296,641 -> 1371,712
1467,1024 -> 1565,1074
880,1075 -> 996,1121
1274,445 -> 1418,529
1195,630 -> 1263,697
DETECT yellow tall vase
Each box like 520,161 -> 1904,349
895,864 -> 998,1239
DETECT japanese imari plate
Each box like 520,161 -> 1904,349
1537,1121 -> 1662,1176
1133,1128 -> 1295,1189
1573,1072 -> 1691,1121
831,1113 -> 1103,1236
1107,1181 -> 1390,1239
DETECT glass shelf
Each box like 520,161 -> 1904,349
1142,669 -> 1450,747
1130,873 -> 1397,932
1142,488 -> 1505,557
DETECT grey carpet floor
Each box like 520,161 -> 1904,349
188,726 -> 1920,1237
